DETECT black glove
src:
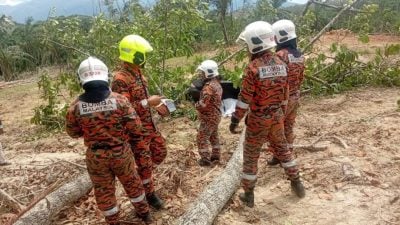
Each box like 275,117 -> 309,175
229,116 -> 240,134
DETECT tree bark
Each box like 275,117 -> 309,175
12,173 -> 92,225
174,130 -> 245,225
220,15 -> 229,45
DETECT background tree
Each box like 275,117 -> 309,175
210,0 -> 232,44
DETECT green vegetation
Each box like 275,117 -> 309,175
0,0 -> 399,130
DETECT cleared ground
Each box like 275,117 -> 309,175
0,33 -> 399,224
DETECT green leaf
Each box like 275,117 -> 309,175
358,34 -> 369,43
384,44 -> 400,57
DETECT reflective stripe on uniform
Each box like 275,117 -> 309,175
199,148 -> 209,153
130,193 -> 145,203
236,100 -> 249,109
242,173 -> 257,181
282,100 -> 288,105
103,206 -> 119,216
281,160 -> 297,168
0,125 -> 3,129
140,99 -> 148,107
287,143 -> 294,148
142,178 -> 151,184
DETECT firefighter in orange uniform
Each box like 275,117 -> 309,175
229,21 -> 305,207
111,35 -> 166,209
195,60 -> 223,166
267,19 -> 306,166
65,57 -> 152,224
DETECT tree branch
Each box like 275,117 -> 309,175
305,64 -> 335,89
301,0 -> 313,17
311,0 -> 367,13
302,0 -> 364,52
0,188 -> 24,212
218,47 -> 246,67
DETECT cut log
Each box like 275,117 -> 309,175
174,130 -> 245,225
12,173 -> 92,225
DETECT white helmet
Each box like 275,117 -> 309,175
77,57 -> 109,85
236,21 -> 276,54
196,60 -> 219,78
272,19 -> 297,44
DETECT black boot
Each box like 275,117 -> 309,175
267,157 -> 280,166
137,212 -> 153,224
198,158 -> 211,166
291,178 -> 306,198
239,191 -> 254,208
210,155 -> 220,162
147,192 -> 164,210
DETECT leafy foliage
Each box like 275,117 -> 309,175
0,0 -> 399,129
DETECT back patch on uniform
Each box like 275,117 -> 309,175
79,98 -> 117,115
288,54 -> 304,64
258,65 -> 287,79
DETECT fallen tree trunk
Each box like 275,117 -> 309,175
175,130 -> 245,225
12,173 -> 92,225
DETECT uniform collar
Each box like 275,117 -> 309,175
122,62 -> 142,77
251,50 -> 273,60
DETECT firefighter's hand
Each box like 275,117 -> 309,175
148,95 -> 164,107
155,103 -> 169,117
229,116 -> 241,134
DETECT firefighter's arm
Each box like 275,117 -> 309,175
121,98 -> 146,137
65,104 -> 83,138
195,84 -> 212,113
111,78 -> 132,103
230,67 -> 255,134
232,67 -> 255,122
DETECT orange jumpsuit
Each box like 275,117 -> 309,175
66,92 -> 149,224
276,48 -> 305,151
111,63 -> 167,195
196,78 -> 223,160
232,51 -> 299,193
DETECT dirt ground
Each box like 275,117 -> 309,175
312,31 -> 400,63
215,87 -> 400,225
0,33 -> 399,225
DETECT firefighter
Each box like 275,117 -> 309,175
267,19 -> 305,166
195,60 -> 223,166
229,21 -> 306,207
65,57 -> 152,224
111,34 -> 166,209
0,119 -> 11,166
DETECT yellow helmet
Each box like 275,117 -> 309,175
119,34 -> 153,65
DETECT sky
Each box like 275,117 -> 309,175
0,0 -> 30,6
0,0 -> 309,6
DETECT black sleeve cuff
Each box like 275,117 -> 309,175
231,116 -> 239,124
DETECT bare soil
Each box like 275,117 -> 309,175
215,87 -> 400,225
0,34 -> 399,225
